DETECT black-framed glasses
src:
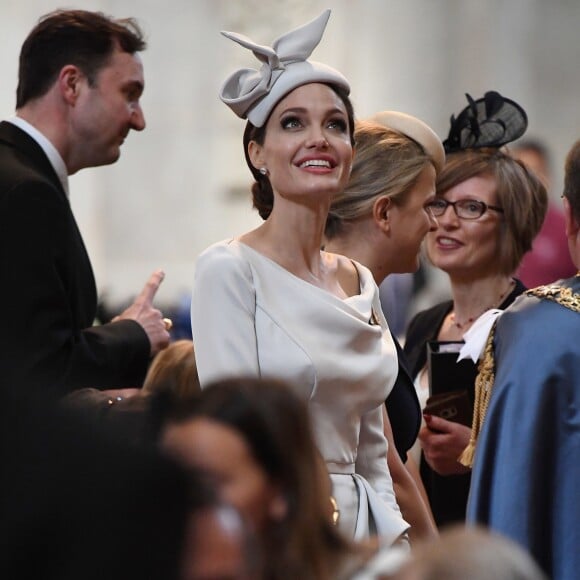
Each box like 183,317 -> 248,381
426,198 -> 504,220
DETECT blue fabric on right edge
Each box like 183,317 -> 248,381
467,275 -> 580,580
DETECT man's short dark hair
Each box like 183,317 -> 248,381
16,9 -> 146,108
563,139 -> 580,222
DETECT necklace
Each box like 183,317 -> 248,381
450,279 -> 516,330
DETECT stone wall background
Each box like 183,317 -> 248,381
2,0 -> 579,307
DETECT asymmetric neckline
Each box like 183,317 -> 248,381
231,238 -> 367,302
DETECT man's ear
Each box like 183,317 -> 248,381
563,196 -> 580,238
247,140 -> 265,172
373,195 -> 392,234
58,65 -> 84,105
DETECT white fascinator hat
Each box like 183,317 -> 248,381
219,9 -> 350,128
368,111 -> 446,174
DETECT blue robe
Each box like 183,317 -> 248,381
467,275 -> 580,580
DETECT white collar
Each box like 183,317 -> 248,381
7,116 -> 70,197
457,309 -> 504,363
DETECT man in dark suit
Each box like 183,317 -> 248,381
0,10 -> 171,396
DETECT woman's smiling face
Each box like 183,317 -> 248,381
426,173 -> 504,279
248,82 -> 353,203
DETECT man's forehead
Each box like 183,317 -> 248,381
100,48 -> 144,85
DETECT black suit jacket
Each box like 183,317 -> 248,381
0,121 -> 150,396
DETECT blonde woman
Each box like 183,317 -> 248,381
324,112 -> 444,542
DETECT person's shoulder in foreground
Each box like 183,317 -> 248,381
468,138 -> 580,580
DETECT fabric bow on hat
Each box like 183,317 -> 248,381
219,9 -> 350,127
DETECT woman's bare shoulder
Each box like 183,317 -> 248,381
324,251 -> 360,297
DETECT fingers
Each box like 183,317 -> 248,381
149,318 -> 171,356
418,425 -> 432,443
423,413 -> 454,433
137,269 -> 165,304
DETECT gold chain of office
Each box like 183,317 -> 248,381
459,280 -> 580,468
524,280 -> 580,312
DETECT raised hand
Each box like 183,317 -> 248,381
114,269 -> 171,356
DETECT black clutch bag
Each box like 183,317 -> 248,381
424,390 -> 472,426
427,341 -> 479,400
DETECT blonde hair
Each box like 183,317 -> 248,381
325,120 -> 433,239
394,524 -> 547,580
142,340 -> 200,399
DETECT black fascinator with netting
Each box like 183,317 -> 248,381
443,91 -> 528,153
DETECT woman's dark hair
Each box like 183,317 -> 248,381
159,376 -> 355,580
242,84 -> 355,220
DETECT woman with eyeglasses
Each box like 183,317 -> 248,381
403,92 -> 547,528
